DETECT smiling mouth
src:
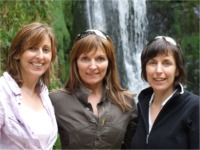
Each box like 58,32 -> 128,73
86,73 -> 100,77
153,78 -> 166,81
87,72 -> 99,75
32,63 -> 44,67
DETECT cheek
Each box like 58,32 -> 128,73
19,55 -> 28,66
145,66 -> 152,75
101,63 -> 109,74
145,67 -> 153,81
19,53 -> 28,61
46,53 -> 53,61
77,63 -> 86,75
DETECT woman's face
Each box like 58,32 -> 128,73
146,53 -> 179,95
18,35 -> 52,81
77,46 -> 109,89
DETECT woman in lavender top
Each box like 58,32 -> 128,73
0,22 -> 58,149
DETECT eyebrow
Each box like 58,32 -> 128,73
43,44 -> 51,48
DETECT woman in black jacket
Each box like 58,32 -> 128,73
131,36 -> 199,149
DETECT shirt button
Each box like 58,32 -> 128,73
85,107 -> 90,111
91,118 -> 96,123
97,136 -> 101,141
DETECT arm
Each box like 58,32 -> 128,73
0,89 -> 5,142
188,97 -> 199,149
122,100 -> 138,149
0,87 -> 5,129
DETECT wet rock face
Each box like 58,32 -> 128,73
146,1 -> 175,39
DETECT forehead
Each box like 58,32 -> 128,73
152,52 -> 175,60
158,50 -> 174,57
25,34 -> 51,47
148,47 -> 175,59
80,45 -> 106,56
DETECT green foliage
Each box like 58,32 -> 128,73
171,1 -> 199,95
0,0 -> 53,73
0,0 -> 74,88
49,74 -> 62,91
181,34 -> 199,94
53,134 -> 61,150
51,0 -> 74,84
172,1 -> 199,35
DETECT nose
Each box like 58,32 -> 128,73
155,63 -> 163,73
36,48 -> 44,59
89,60 -> 97,69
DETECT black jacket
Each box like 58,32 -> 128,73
131,84 -> 199,149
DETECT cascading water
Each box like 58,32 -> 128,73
86,0 -> 148,96
86,0 -> 106,29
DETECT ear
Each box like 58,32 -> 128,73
14,55 -> 19,60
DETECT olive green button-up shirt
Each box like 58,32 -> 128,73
50,85 -> 137,149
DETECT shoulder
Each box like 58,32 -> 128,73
176,84 -> 199,103
0,76 -> 4,89
179,91 -> 200,125
138,87 -> 153,103
49,89 -> 71,101
0,73 -> 8,88
178,90 -> 200,115
123,91 -> 137,109
0,72 -> 20,96
181,90 -> 199,104
127,96 -> 137,107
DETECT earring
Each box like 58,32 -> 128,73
14,56 -> 19,60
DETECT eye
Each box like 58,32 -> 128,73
163,61 -> 172,66
43,48 -> 50,53
80,56 -> 89,62
28,47 -> 37,51
147,60 -> 156,65
96,57 -> 106,63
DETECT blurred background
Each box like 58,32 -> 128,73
0,0 -> 199,148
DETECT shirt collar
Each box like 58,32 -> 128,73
75,84 -> 107,106
179,83 -> 184,94
149,89 -> 178,107
3,71 -> 21,95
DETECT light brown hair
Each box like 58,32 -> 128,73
7,22 -> 57,91
64,33 -> 134,112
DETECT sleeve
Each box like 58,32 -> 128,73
49,90 -> 57,107
188,96 -> 199,149
122,99 -> 138,149
0,86 -> 5,129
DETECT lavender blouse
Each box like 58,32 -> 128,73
0,72 -> 58,149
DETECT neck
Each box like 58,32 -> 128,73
21,85 -> 37,96
153,88 -> 175,105
86,82 -> 103,94
21,73 -> 39,88
88,84 -> 103,102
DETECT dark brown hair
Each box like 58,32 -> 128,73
141,36 -> 186,87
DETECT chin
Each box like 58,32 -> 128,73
30,71 -> 45,77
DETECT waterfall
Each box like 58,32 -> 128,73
86,0 -> 148,95
86,0 -> 106,29
131,0 -> 149,93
